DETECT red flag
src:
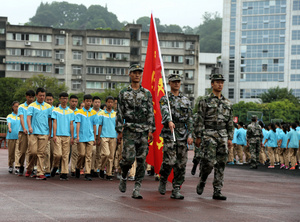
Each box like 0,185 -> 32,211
142,13 -> 174,183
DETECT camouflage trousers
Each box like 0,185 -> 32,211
249,141 -> 260,167
119,128 -> 148,184
192,145 -> 202,165
159,139 -> 188,188
200,133 -> 228,190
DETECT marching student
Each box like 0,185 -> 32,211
235,122 -> 246,165
69,95 -> 79,177
26,88 -> 52,180
278,124 -> 289,169
75,94 -> 98,181
17,90 -> 35,176
97,96 -> 117,180
263,123 -> 278,169
6,101 -> 20,174
51,92 -> 75,180
286,123 -> 300,170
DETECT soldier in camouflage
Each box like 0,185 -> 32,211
246,115 -> 263,169
158,73 -> 193,200
194,73 -> 234,201
116,64 -> 155,199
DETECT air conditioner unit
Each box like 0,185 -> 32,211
77,75 -> 82,79
60,59 -> 65,63
60,30 -> 65,34
25,41 -> 31,46
106,76 -> 112,80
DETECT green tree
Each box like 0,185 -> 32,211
14,74 -> 68,105
165,24 -> 183,33
0,78 -> 23,117
194,12 -> 222,53
259,86 -> 299,105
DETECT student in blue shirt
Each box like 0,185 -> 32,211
258,121 -> 267,164
286,123 -> 300,170
97,96 -> 117,180
278,124 -> 289,169
91,96 -> 102,178
75,94 -> 98,181
51,92 -> 75,181
69,95 -> 79,177
26,88 -> 52,180
6,101 -> 20,174
263,123 -> 278,168
44,92 -> 55,178
228,124 -> 237,165
235,122 -> 246,165
17,90 -> 35,176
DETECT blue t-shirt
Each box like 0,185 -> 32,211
262,128 -> 268,146
18,102 -> 29,132
51,105 -> 75,137
232,128 -> 237,144
75,107 -> 98,142
27,101 -> 52,135
296,126 -> 300,132
6,112 -> 20,140
236,128 -> 246,145
265,130 -> 278,148
278,131 -> 288,148
98,109 -> 117,138
71,107 -> 78,139
287,129 -> 300,149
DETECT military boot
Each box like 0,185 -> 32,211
170,187 -> 184,200
158,179 -> 167,195
191,163 -> 197,175
119,177 -> 127,193
213,189 -> 227,200
196,182 -> 205,195
132,183 -> 143,199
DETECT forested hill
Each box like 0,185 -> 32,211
26,2 -> 222,53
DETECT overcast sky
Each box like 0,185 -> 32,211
1,0 -> 223,28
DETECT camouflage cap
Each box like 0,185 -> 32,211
251,115 -> 258,121
129,64 -> 143,73
168,73 -> 182,82
210,73 -> 226,81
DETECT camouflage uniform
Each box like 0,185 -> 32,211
116,84 -> 155,185
159,90 -> 193,189
195,90 -> 234,192
246,118 -> 263,168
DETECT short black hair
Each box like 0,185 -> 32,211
59,92 -> 69,98
83,94 -> 93,100
106,96 -> 114,102
114,97 -> 118,101
70,95 -> 78,100
11,101 -> 19,110
26,90 -> 35,97
36,88 -> 46,95
291,122 -> 297,130
100,104 -> 107,109
92,96 -> 101,102
238,122 -> 244,127
46,92 -> 53,98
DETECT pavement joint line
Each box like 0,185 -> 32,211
47,181 -> 181,222
0,191 -> 60,222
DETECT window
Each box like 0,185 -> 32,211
6,64 -> 21,71
185,41 -> 195,50
7,48 -> 21,56
72,80 -> 81,90
55,65 -> 64,74
185,70 -> 194,80
86,81 -> 106,89
73,51 -> 82,60
293,0 -> 300,10
160,41 -> 184,48
229,60 -> 235,73
55,36 -> 65,45
228,88 -> 234,99
0,28 -> 5,34
72,66 -> 82,75
185,56 -> 194,65
262,64 -> 268,71
55,50 -> 64,60
240,89 -> 268,98
87,37 -> 130,46
87,66 -> 105,75
73,36 -> 83,46
130,47 -> 139,56
184,84 -> 194,94
292,30 -> 300,40
163,55 -> 183,63
291,60 -> 300,69
229,74 -> 234,82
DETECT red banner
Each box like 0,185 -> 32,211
142,14 -> 174,182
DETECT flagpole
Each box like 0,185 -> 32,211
151,13 -> 176,142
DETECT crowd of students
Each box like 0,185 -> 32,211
228,121 -> 300,170
5,88 -> 148,181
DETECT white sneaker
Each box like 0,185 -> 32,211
236,162 -> 243,165
128,176 -> 135,181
